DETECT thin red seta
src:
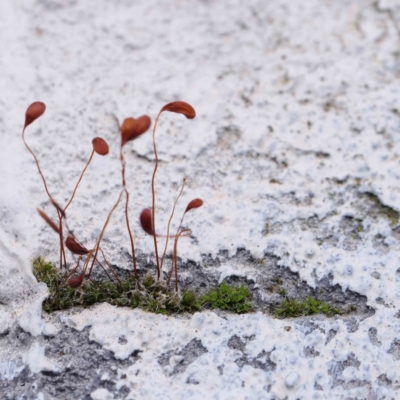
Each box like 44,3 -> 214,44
166,198 -> 203,290
171,228 -> 192,292
151,101 -> 196,279
23,102 -> 67,269
64,137 -> 109,215
120,116 -> 151,280
160,177 -> 186,271
87,190 -> 124,279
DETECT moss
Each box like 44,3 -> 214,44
199,282 -> 252,314
272,277 -> 283,285
34,258 -> 356,319
277,288 -> 286,296
266,277 -> 285,294
33,257 -> 76,312
363,192 -> 399,226
33,257 -> 251,315
347,304 -> 357,312
274,297 -> 343,318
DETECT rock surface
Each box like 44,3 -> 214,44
1,0 -> 400,399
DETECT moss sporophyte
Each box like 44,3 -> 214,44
25,102 -> 350,318
23,101 -> 201,295
25,101 -> 252,315
33,258 -> 252,315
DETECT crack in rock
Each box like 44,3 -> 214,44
0,326 -> 139,400
227,334 -> 276,372
158,338 -> 208,376
387,339 -> 400,360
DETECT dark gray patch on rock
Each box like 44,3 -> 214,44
339,216 -> 361,252
304,346 -> 320,358
328,352 -> 360,388
158,338 -> 208,376
370,271 -> 381,280
344,316 -> 360,333
330,363 -> 373,396
301,320 -> 326,335
91,247 -> 374,323
314,382 -> 323,391
186,373 -> 200,385
0,325 -> 140,400
377,374 -> 392,387
388,339 -> 400,360
325,329 -> 337,345
368,327 -> 381,347
328,352 -> 374,398
372,234 -> 390,255
225,335 -> 276,372
375,297 -> 390,307
37,0 -> 77,12
227,335 -> 246,352
234,349 -> 276,372
0,327 -> 10,337
118,336 -> 128,345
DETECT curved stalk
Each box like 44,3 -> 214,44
167,228 -> 191,291
119,145 -> 138,279
87,190 -> 124,277
22,126 -> 66,268
151,112 -> 162,277
160,177 -> 186,271
64,149 -> 95,212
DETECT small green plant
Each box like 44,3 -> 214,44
33,257 -> 198,314
33,258 -> 253,315
274,297 -> 343,318
23,101 -> 202,293
363,192 -> 399,226
33,257 -> 75,312
278,288 -> 286,296
199,282 -> 252,314
347,304 -> 357,312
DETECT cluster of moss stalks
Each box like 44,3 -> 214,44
33,258 -> 253,315
33,258 -> 349,318
274,298 -> 345,318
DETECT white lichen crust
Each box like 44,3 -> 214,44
1,0 -> 400,398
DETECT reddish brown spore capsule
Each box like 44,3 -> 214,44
160,101 -> 196,119
68,273 -> 85,288
65,234 -> 90,255
185,198 -> 203,213
121,118 -> 135,147
133,115 -> 151,137
92,137 -> 109,156
25,102 -> 46,128
140,208 -> 155,236
121,116 -> 151,147
37,208 -> 60,234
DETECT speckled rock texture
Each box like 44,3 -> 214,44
1,0 -> 400,399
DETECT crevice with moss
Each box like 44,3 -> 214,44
33,257 -> 252,315
33,255 -> 362,319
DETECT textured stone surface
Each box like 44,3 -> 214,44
2,0 -> 400,399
